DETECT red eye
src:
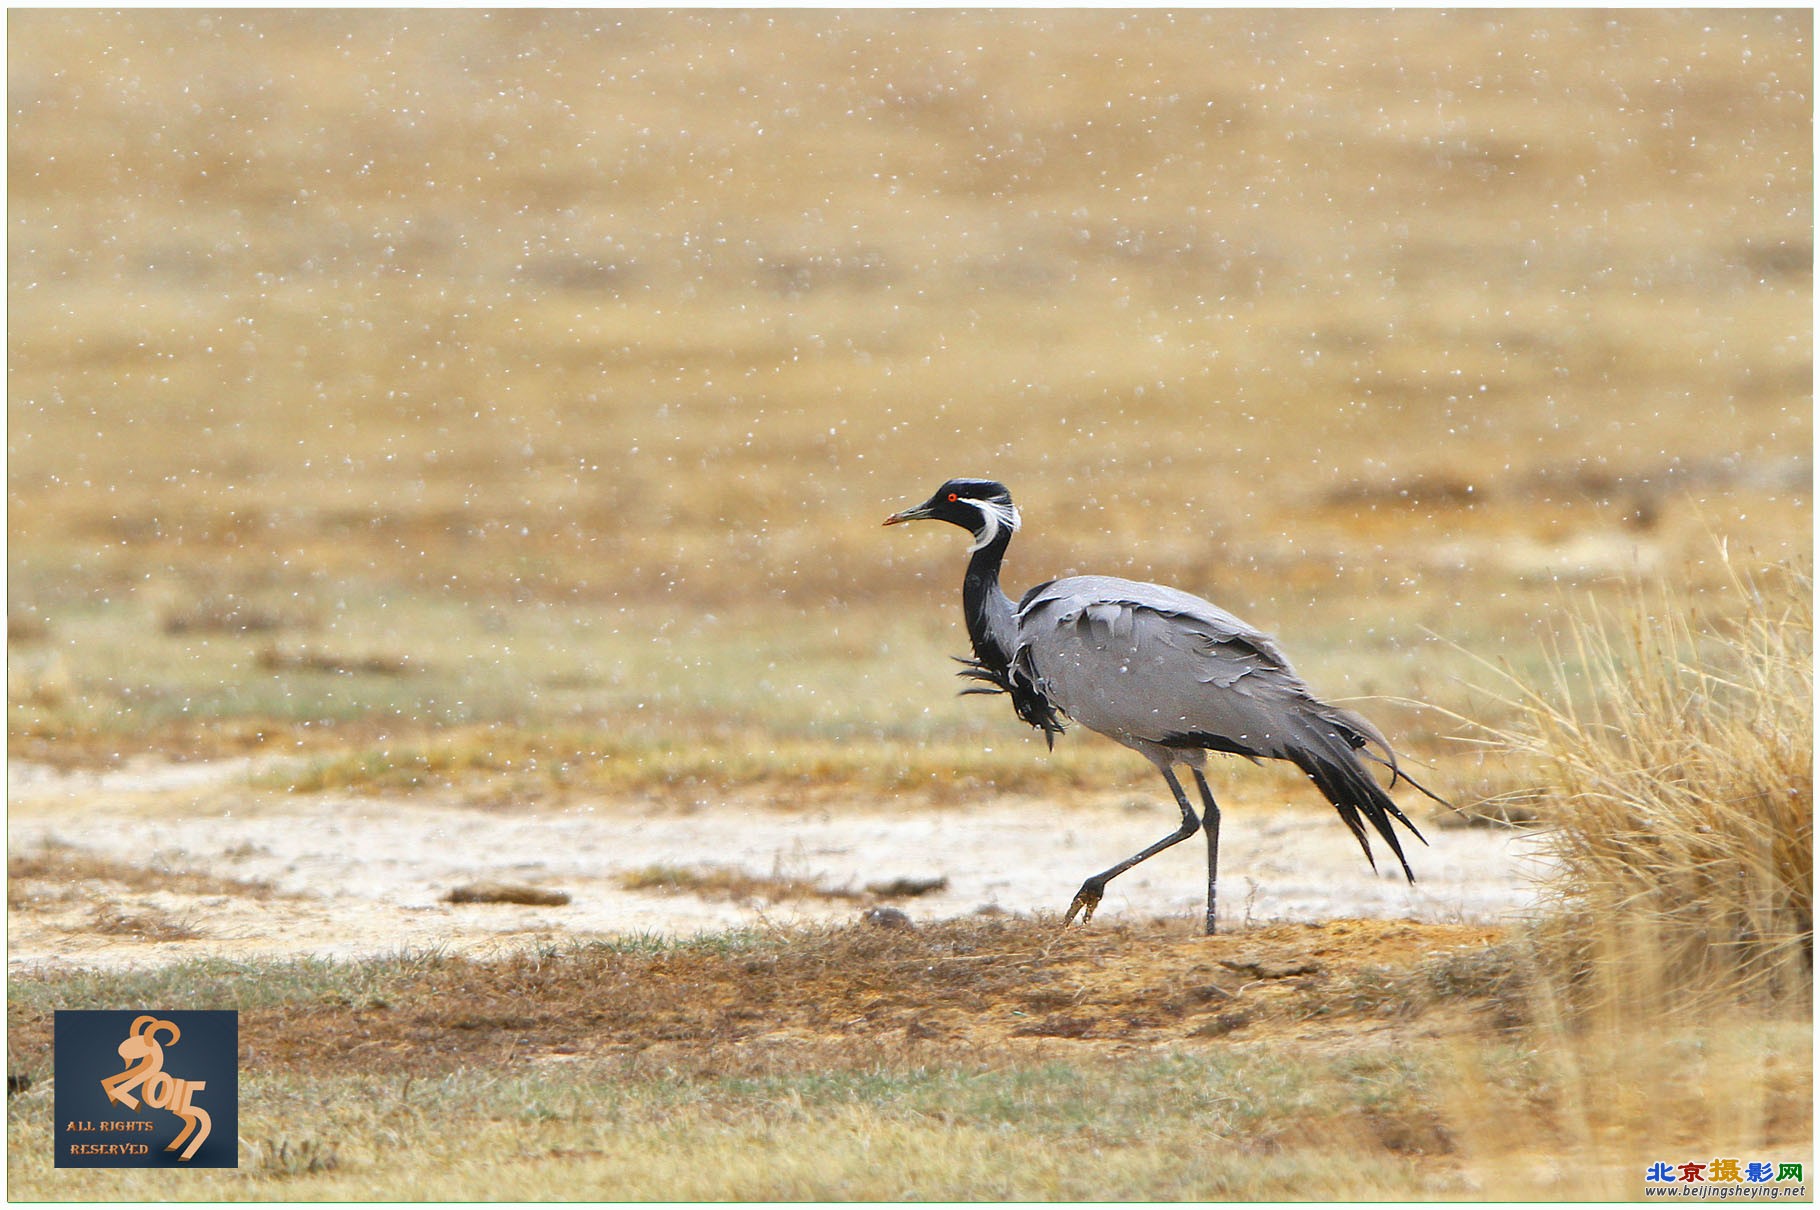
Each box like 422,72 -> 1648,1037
947,492 -> 958,502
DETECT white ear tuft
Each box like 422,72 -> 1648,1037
964,496 -> 1020,553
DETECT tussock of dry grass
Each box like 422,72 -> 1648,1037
1477,555 -> 1812,1009
443,882 -> 571,906
84,906 -> 204,942
613,864 -> 947,904
613,862 -> 861,903
1409,552 -> 1817,1194
1442,1005 -> 1812,1198
7,842 -> 276,906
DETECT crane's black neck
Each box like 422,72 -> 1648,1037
955,520 -> 1065,747
961,526 -> 1018,673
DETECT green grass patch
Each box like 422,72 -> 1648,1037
5,1046 -> 1442,1199
8,916 -> 1807,1200
6,950 -> 451,1023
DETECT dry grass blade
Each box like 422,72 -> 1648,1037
1474,552 -> 1812,1011
1441,965 -> 1811,1198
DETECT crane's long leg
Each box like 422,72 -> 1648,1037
1064,767 -> 1200,926
1192,768 -> 1222,936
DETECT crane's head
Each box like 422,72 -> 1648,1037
884,479 -> 1020,552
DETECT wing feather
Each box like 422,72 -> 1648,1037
1016,577 -> 1316,755
1011,575 -> 1436,879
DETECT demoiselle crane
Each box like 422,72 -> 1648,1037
885,477 -> 1445,934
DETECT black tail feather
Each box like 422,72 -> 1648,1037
1293,739 -> 1425,885
1323,706 -> 1454,812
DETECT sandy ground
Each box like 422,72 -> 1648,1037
7,757 -> 1545,973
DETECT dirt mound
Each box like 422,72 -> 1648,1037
174,917 -> 1518,1081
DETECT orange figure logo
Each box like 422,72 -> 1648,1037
98,1016 -> 212,1161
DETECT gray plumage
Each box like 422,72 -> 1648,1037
886,478 -> 1444,934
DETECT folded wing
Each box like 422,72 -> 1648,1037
1015,576 -> 1429,880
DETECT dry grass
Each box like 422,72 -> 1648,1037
613,862 -> 862,904
161,594 -> 300,636
443,882 -> 571,907
252,721 -> 1142,804
7,916 -> 1515,1088
3,11 -> 1811,1201
1473,554 -> 1812,1010
254,645 -> 420,679
6,10 -> 1810,788
7,842 -> 280,949
1414,551 -> 1816,1195
6,915 -> 1806,1198
7,841 -> 276,907
83,906 -> 205,943
1442,1002 -> 1811,1198
610,865 -> 946,906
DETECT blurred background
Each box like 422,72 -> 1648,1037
8,10 -> 1811,797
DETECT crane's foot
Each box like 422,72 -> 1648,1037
1063,879 -> 1104,927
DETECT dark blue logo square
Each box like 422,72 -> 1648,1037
53,1010 -> 238,1168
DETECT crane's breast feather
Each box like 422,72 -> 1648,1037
954,651 -> 1067,745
